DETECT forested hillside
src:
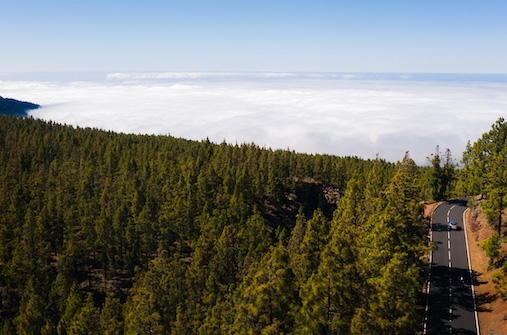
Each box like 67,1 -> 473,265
459,118 -> 507,301
0,116 -> 429,334
0,97 -> 39,117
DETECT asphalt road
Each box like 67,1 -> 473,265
425,200 -> 479,335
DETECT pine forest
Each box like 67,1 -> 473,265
0,115 -> 460,334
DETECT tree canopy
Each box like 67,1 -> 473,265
461,117 -> 507,235
0,116 -> 430,334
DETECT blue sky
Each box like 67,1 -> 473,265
2,0 -> 507,73
2,1 -> 507,163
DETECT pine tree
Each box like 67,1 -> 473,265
464,118 -> 507,235
236,210 -> 271,275
351,252 -> 421,335
57,283 -> 83,335
13,278 -> 48,335
287,208 -> 307,285
383,153 -> 425,256
428,146 -> 455,201
100,292 -> 124,335
233,240 -> 296,334
352,153 -> 425,334
295,194 -> 360,334
293,209 -> 330,284
124,276 -> 163,335
428,146 -> 444,201
125,251 -> 187,335
457,141 -> 480,196
442,148 -> 456,197
66,293 -> 100,335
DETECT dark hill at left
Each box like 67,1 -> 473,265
0,96 -> 40,116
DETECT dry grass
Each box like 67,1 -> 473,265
465,202 -> 507,333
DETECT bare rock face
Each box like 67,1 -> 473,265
263,177 -> 342,230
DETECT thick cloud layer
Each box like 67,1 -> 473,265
2,73 -> 506,164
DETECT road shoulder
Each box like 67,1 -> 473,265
464,204 -> 507,333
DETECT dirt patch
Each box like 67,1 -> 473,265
464,201 -> 507,333
424,202 -> 440,219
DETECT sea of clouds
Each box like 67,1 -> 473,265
1,72 -> 506,165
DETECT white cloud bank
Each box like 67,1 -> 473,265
2,73 -> 506,165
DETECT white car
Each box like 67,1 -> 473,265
448,220 -> 458,230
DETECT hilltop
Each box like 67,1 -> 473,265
0,96 -> 40,116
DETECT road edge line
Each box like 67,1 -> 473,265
423,202 -> 441,335
463,207 -> 481,335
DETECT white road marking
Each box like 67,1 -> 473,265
447,204 -> 456,327
463,208 -> 481,335
424,203 -> 472,334
423,202 -> 438,335
447,205 -> 456,221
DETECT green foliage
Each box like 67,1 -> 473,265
483,187 -> 507,232
99,293 -> 124,335
124,251 -> 187,334
463,118 -> 507,309
480,232 -> 501,266
491,270 -> 507,299
66,293 -> 100,335
351,154 -> 426,334
13,278 -> 47,335
295,219 -> 359,334
233,241 -> 296,334
428,146 -> 456,201
57,283 -> 83,335
461,118 -> 507,234
0,116 -> 430,333
352,252 -> 421,334
293,208 -> 330,284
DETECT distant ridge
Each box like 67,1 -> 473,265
0,96 -> 40,116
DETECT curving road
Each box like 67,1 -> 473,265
424,200 -> 480,335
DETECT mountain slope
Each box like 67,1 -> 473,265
0,96 -> 40,116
